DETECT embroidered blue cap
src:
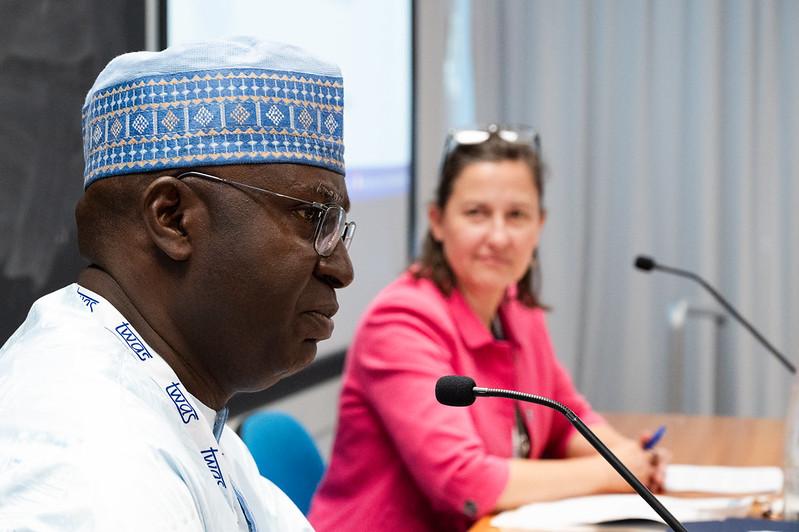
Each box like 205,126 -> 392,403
81,36 -> 344,188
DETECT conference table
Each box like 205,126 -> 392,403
469,412 -> 784,531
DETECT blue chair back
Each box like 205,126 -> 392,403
238,411 -> 325,515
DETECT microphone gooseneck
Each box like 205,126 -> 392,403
435,376 -> 687,532
633,254 -> 795,374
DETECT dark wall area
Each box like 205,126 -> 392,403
0,1 -> 145,343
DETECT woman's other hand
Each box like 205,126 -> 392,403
598,439 -> 667,493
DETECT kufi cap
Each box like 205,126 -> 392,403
81,36 -> 344,188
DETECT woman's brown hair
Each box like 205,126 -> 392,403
413,129 -> 546,309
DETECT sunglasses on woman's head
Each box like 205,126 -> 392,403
443,125 -> 541,158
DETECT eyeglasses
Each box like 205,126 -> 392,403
176,171 -> 356,257
443,124 -> 541,158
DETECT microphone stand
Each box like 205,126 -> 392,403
638,258 -> 795,374
474,385 -> 688,532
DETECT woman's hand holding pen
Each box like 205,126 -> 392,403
597,430 -> 670,494
566,423 -> 671,494
638,426 -> 671,493
596,439 -> 660,493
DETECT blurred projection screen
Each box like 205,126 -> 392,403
167,0 -> 413,357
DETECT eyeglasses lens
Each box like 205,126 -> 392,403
497,130 -> 521,143
451,130 -> 491,145
342,221 -> 356,251
315,207 -> 346,256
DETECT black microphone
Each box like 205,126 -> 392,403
435,376 -> 687,532
633,255 -> 795,374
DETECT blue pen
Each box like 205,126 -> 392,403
643,425 -> 666,450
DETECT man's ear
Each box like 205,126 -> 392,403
141,176 -> 203,261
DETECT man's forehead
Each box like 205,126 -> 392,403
216,163 -> 350,209
305,182 -> 346,204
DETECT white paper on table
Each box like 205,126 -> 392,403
665,464 -> 783,494
490,494 -> 753,530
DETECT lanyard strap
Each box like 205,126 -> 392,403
75,285 -> 244,521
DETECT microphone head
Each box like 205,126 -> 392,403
435,376 -> 477,407
634,255 -> 657,272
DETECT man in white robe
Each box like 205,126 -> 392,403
0,37 -> 355,531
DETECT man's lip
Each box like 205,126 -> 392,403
303,311 -> 335,340
307,303 -> 339,319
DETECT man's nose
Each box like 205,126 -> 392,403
315,240 -> 354,289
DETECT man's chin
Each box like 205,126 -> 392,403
297,339 -> 320,366
282,340 -> 319,376
243,341 -> 317,390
